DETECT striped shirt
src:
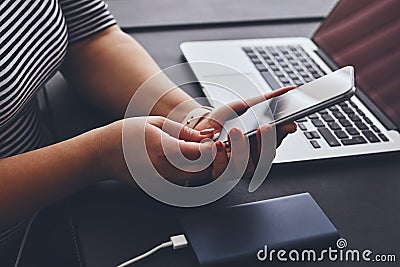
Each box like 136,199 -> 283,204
0,0 -> 116,263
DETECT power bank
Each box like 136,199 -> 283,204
180,193 -> 339,266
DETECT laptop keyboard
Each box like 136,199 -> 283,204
242,45 -> 389,148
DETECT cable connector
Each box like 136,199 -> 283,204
170,234 -> 188,250
116,234 -> 188,267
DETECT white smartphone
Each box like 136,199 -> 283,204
218,66 -> 356,143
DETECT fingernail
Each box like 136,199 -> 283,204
216,141 -> 223,152
230,128 -> 241,140
200,128 -> 215,135
212,132 -> 220,141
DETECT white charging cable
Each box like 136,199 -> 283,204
116,234 -> 188,267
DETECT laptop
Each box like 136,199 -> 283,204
180,0 -> 400,163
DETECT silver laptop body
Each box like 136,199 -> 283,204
180,1 -> 400,163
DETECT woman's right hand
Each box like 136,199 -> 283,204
94,116 -> 247,186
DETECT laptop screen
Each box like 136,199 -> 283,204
313,0 -> 400,128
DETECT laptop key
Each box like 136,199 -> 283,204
299,57 -> 307,62
310,131 -> 320,139
362,130 -> 380,143
262,54 -> 270,59
294,65 -> 303,71
329,106 -> 339,111
293,79 -> 303,86
371,125 -> 380,133
312,73 -> 322,79
341,136 -> 367,146
308,114 -> 318,119
319,109 -> 328,114
279,77 -> 289,83
321,114 -> 334,122
299,71 -> 308,77
332,111 -> 345,119
296,117 -> 307,122
342,107 -> 354,114
280,62 -> 289,68
356,109 -> 365,116
304,77 -> 312,82
339,119 -> 352,127
266,59 -> 274,65
243,47 -> 253,53
283,67 -> 292,73
348,114 -> 361,122
346,127 -> 360,136
310,140 -> 321,149
355,121 -> 368,130
255,46 -> 264,53
255,64 -> 267,71
297,122 -> 307,131
349,101 -> 358,108
334,130 -> 348,139
318,127 -> 341,147
270,65 -> 279,71
282,82 -> 292,86
304,132 -> 314,139
260,71 -> 280,90
312,119 -> 325,127
328,122 -> 341,130
378,133 -> 389,142
363,117 -> 373,124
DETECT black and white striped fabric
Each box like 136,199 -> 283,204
0,0 -> 116,261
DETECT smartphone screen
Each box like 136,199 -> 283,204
218,66 -> 355,142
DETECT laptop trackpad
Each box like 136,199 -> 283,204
201,73 -> 270,107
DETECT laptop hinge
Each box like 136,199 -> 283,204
315,49 -> 398,131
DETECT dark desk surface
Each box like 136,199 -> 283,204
21,1 -> 400,267
105,0 -> 337,29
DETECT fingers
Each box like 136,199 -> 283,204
148,116 -> 215,142
280,122 -> 297,133
228,128 -> 250,177
247,124 -> 276,192
210,86 -> 297,125
276,122 -> 297,147
212,141 -> 229,179
263,85 -> 297,100
228,85 -> 297,115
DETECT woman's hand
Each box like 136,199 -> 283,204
96,116 -> 246,186
95,86 -> 298,187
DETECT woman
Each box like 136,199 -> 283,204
0,0 -> 296,264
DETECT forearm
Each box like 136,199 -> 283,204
61,26 -> 201,122
0,129 -> 102,231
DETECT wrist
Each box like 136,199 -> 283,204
84,123 -> 121,183
181,106 -> 213,129
166,99 -> 203,123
